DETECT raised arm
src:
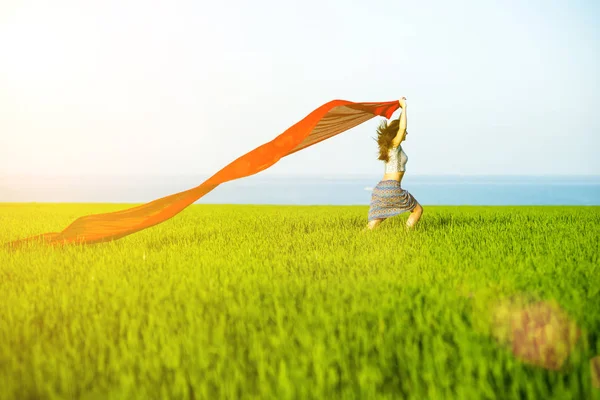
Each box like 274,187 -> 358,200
391,97 -> 407,148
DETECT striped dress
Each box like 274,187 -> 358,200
368,145 -> 418,221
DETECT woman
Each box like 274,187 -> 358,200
366,97 -> 423,230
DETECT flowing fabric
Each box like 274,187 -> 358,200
7,99 -> 400,247
368,180 -> 418,222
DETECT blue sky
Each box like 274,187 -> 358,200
1,0 -> 599,178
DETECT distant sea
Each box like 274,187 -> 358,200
1,175 -> 599,206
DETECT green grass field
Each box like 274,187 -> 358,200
1,204 -> 599,399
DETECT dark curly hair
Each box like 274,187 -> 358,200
375,118 -> 400,162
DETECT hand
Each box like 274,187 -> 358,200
399,97 -> 407,108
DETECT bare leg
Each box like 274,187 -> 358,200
406,203 -> 423,229
365,218 -> 383,230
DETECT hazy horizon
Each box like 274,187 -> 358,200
3,172 -> 600,178
2,174 -> 598,205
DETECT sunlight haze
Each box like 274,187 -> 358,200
1,0 -> 599,178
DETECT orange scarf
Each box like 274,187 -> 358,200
7,100 -> 399,247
